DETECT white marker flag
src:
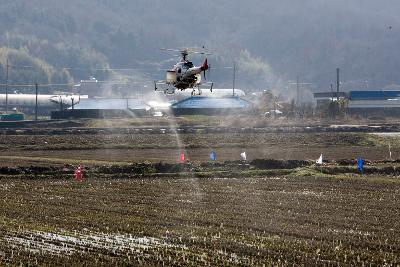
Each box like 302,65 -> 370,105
316,154 -> 323,165
240,151 -> 247,161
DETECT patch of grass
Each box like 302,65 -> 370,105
293,167 -> 325,177
366,133 -> 400,148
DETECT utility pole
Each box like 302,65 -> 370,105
5,59 -> 9,114
296,75 -> 299,106
330,83 -> 334,101
35,83 -> 38,121
336,68 -> 340,101
232,62 -> 236,96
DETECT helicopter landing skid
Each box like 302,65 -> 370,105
192,82 -> 213,96
191,87 -> 202,96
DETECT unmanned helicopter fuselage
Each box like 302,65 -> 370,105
155,48 -> 213,94
167,58 -> 208,89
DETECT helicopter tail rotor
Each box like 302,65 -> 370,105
201,58 -> 209,80
201,58 -> 209,71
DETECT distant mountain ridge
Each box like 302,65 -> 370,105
0,0 -> 399,96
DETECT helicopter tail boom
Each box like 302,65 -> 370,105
182,58 -> 209,79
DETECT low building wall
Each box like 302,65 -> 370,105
51,109 -> 149,119
172,107 -> 249,116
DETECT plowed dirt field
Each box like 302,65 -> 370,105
1,119 -> 400,265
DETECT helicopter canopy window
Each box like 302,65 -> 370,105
183,62 -> 193,69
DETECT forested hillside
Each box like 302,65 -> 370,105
0,0 -> 399,95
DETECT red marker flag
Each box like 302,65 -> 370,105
179,151 -> 185,162
74,165 -> 83,181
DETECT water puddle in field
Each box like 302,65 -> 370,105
326,228 -> 372,237
4,229 -> 247,264
4,230 -> 184,256
269,189 -> 325,198
371,132 -> 400,137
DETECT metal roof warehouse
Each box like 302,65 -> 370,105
349,91 -> 400,100
51,98 -> 150,119
314,90 -> 400,116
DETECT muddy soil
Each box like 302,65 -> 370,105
0,175 -> 399,266
1,121 -> 400,265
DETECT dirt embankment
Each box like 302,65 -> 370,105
1,159 -> 400,178
0,159 -> 311,176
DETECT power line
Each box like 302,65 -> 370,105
35,83 -> 38,121
337,68 -> 340,101
0,80 -> 153,87
5,59 -> 9,113
62,67 -> 156,71
0,83 -> 75,87
5,64 -> 165,72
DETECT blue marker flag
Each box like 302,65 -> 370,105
210,151 -> 217,161
357,158 -> 364,174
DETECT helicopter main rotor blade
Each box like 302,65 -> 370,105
191,51 -> 212,56
160,48 -> 183,53
161,48 -> 212,56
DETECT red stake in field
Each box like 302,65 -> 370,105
74,165 -> 83,181
179,151 -> 185,162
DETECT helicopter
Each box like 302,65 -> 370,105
155,48 -> 213,95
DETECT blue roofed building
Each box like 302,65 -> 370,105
348,90 -> 400,116
171,96 -> 252,115
349,91 -> 400,100
313,90 -> 400,116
